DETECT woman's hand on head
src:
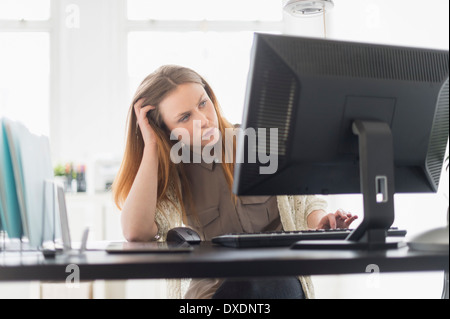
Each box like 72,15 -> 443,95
134,98 -> 158,147
316,209 -> 358,230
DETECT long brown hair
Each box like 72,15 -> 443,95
112,65 -> 236,221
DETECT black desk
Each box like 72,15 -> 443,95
0,242 -> 448,282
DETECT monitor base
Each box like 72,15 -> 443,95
291,239 -> 406,250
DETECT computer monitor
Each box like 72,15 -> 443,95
232,33 -> 449,249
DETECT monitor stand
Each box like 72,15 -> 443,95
292,120 -> 405,250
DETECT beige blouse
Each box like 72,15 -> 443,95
153,128 -> 329,299
182,157 -> 284,299
182,159 -> 283,241
154,165 -> 328,299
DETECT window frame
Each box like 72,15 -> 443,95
0,0 -> 59,140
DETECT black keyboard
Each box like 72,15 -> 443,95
212,228 -> 407,248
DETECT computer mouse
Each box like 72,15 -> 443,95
167,227 -> 202,244
408,226 -> 449,253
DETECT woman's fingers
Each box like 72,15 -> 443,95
141,105 -> 156,112
135,100 -> 155,118
331,209 -> 359,229
134,98 -> 145,117
134,100 -> 156,133
345,215 -> 358,227
133,99 -> 158,147
317,210 -> 359,230
336,209 -> 348,220
139,105 -> 156,122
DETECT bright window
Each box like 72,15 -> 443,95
126,0 -> 282,125
127,0 -> 283,21
0,33 -> 50,135
128,31 -> 255,124
0,0 -> 50,20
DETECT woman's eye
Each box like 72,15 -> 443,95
199,100 -> 207,108
180,115 -> 190,123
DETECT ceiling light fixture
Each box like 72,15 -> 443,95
283,0 -> 334,17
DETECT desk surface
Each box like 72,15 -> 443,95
0,242 -> 448,282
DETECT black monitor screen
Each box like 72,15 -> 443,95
233,33 -> 449,197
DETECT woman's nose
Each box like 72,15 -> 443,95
194,110 -> 209,128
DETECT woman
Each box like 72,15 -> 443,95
112,65 -> 358,299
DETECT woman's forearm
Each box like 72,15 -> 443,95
121,145 -> 159,242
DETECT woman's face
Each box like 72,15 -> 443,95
159,83 -> 220,148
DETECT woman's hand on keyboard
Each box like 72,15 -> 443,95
316,209 -> 358,230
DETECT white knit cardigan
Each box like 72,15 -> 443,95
154,183 -> 328,299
